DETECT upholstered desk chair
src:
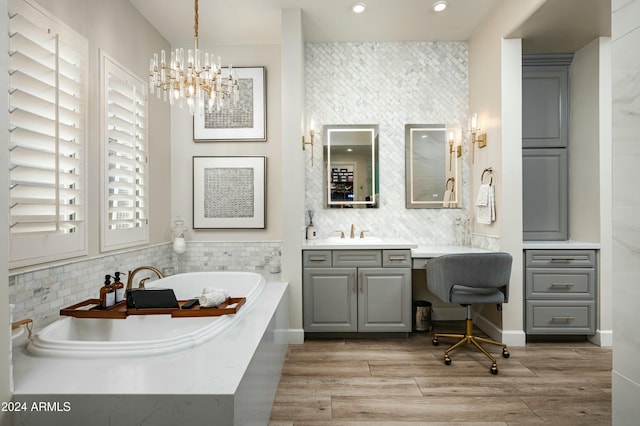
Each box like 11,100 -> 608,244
426,252 -> 513,374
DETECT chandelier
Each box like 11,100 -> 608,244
148,0 -> 239,115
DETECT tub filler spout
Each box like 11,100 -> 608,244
126,266 -> 164,290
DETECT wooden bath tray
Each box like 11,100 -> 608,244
60,297 -> 246,319
171,297 -> 246,317
60,299 -> 127,319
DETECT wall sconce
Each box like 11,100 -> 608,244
447,130 -> 462,163
470,113 -> 487,163
302,119 -> 315,166
448,131 -> 455,170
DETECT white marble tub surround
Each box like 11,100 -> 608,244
12,274 -> 289,426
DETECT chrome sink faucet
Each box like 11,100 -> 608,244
350,224 -> 356,239
126,266 -> 164,291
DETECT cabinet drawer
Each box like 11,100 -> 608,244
526,250 -> 595,268
333,250 -> 382,268
303,250 -> 332,268
382,250 -> 412,268
525,268 -> 595,299
526,301 -> 595,334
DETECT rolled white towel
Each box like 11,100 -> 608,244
199,287 -> 230,308
202,287 -> 230,298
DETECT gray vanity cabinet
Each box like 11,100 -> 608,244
524,249 -> 597,335
303,249 -> 412,334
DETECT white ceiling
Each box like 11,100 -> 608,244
129,0 -> 610,52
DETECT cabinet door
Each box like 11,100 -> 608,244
358,268 -> 411,332
303,268 -> 357,332
523,148 -> 568,240
523,66 -> 569,148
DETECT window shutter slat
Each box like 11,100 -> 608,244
100,54 -> 149,249
8,0 -> 88,266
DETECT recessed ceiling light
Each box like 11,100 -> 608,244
433,1 -> 448,12
352,3 -> 366,14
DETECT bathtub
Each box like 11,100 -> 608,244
13,272 -> 289,425
27,271 -> 265,358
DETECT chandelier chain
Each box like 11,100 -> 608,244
194,0 -> 199,39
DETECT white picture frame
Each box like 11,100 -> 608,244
193,156 -> 266,229
193,66 -> 266,141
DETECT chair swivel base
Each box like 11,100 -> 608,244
432,319 -> 510,374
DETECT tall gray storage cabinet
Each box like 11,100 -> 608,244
522,54 -> 573,241
303,249 -> 412,334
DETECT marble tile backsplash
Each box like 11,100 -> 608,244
9,242 -> 282,328
305,42 -> 473,245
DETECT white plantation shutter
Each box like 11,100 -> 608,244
8,0 -> 88,266
100,52 -> 149,251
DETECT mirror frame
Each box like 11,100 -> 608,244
323,124 -> 379,208
405,124 -> 459,209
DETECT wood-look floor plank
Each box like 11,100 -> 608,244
269,422 -> 507,426
415,376 -> 606,397
276,376 -> 422,397
282,360 -> 371,377
271,327 -> 612,424
270,395 -> 332,422
370,360 -> 536,377
520,395 -> 611,424
330,396 -> 539,423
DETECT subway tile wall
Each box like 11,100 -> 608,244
9,242 -> 282,328
304,42 -> 476,245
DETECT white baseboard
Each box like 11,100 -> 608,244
473,313 -> 526,347
589,329 -> 613,347
288,328 -> 305,344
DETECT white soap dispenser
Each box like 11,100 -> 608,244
305,210 -> 316,240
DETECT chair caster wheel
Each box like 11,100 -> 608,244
502,349 -> 510,358
432,338 -> 439,346
444,355 -> 451,365
490,364 -> 498,375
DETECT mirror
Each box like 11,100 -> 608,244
323,124 -> 379,208
405,124 -> 459,209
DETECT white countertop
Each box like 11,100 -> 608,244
411,245 -> 493,258
523,241 -> 600,250
302,238 -> 418,250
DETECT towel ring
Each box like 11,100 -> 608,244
445,177 -> 455,191
481,167 -> 493,185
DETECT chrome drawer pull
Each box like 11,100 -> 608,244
550,283 -> 575,287
551,316 -> 575,322
308,256 -> 327,262
549,257 -> 576,262
388,256 -> 407,261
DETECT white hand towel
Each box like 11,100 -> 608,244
442,189 -> 457,208
442,190 -> 452,208
199,287 -> 230,308
476,184 -> 495,224
475,183 -> 490,206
